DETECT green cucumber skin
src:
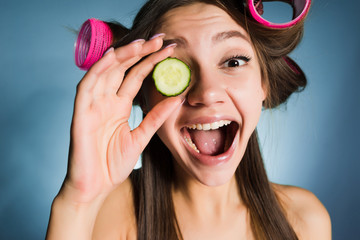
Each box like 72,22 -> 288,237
152,58 -> 191,97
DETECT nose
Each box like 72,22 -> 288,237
186,68 -> 226,107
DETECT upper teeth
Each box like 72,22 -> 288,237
186,120 -> 231,131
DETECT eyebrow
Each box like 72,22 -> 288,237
163,30 -> 250,48
212,30 -> 250,44
163,38 -> 187,48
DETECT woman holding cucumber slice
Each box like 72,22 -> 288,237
47,0 -> 331,239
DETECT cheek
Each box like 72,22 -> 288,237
239,89 -> 263,123
227,74 -> 264,128
244,80 -> 265,113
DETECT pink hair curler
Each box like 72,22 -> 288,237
283,56 -> 302,75
75,19 -> 113,71
247,0 -> 311,28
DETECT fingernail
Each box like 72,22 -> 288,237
103,47 -> 114,55
130,39 -> 146,44
163,43 -> 177,49
149,33 -> 165,40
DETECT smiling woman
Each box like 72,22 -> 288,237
46,0 -> 331,239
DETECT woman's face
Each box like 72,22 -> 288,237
144,3 -> 266,186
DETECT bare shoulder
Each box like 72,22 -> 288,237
92,178 -> 137,240
272,183 -> 332,240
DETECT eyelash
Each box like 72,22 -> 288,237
222,55 -> 251,68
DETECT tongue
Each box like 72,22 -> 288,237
189,128 -> 226,156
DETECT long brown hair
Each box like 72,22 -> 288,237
106,0 -> 309,239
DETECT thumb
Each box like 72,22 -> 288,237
130,96 -> 183,152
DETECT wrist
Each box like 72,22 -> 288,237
57,178 -> 111,205
52,192 -> 104,216
46,189 -> 107,240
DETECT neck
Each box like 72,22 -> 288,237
172,162 -> 242,220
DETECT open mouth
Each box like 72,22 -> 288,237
181,120 -> 239,157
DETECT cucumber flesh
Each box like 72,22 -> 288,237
152,58 -> 191,96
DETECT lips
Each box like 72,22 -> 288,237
180,119 -> 240,166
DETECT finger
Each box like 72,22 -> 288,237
75,47 -> 117,96
116,43 -> 177,101
113,34 -> 165,68
77,35 -> 167,102
97,35 -> 166,94
131,96 -> 183,152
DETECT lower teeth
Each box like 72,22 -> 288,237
184,136 -> 200,153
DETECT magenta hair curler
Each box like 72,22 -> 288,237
75,18 -> 113,71
247,0 -> 311,28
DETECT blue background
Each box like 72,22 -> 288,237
0,0 -> 359,239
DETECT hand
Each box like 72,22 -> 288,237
59,35 -> 181,204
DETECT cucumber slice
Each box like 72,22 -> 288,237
152,58 -> 191,96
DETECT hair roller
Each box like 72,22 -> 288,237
247,0 -> 311,29
283,56 -> 303,76
75,18 -> 113,71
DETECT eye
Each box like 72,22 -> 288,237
223,55 -> 251,68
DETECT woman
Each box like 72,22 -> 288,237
47,0 -> 331,239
